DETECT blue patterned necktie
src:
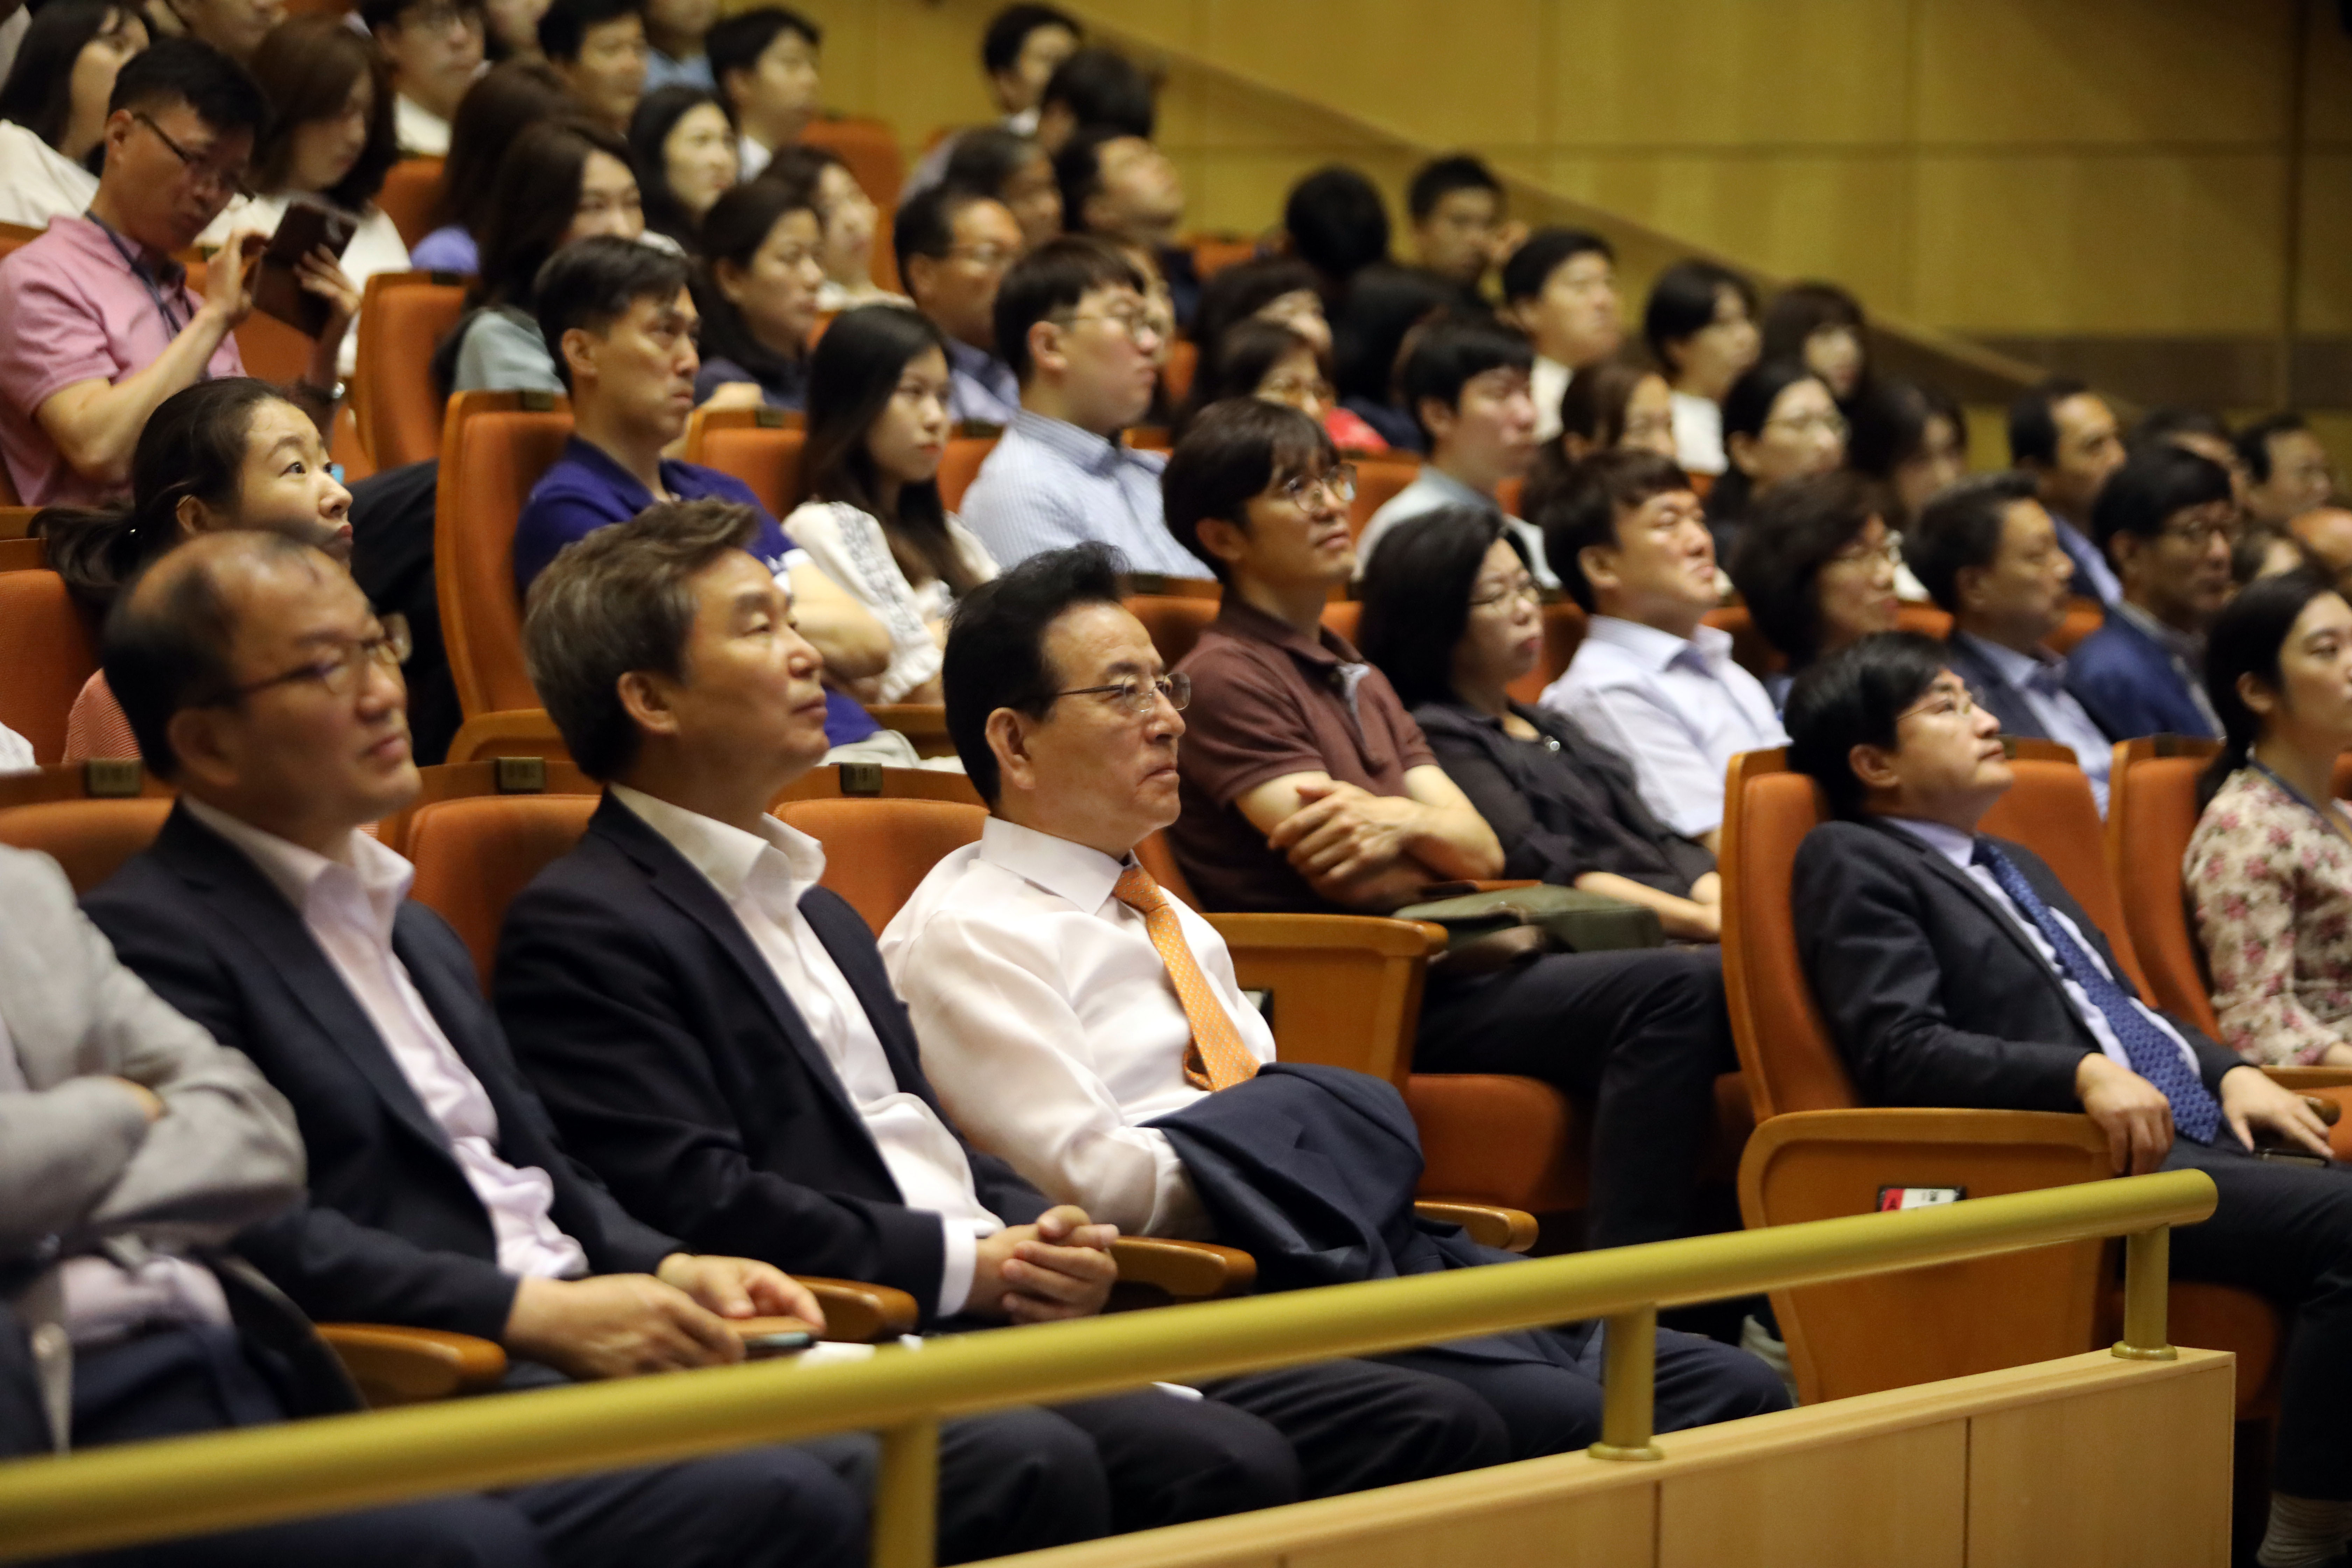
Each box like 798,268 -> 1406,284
1969,838 -> 2221,1143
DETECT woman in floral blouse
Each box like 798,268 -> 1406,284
2185,568 -> 2352,1065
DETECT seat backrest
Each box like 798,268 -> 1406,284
691,420 -> 808,519
1189,236 -> 1258,278
354,273 -> 465,469
444,709 -> 572,765
1319,600 -> 1362,645
771,764 -> 985,807
0,761 -> 170,812
1702,604 -> 1783,680
1127,595 -> 1220,670
436,392 -> 574,719
771,798 -> 987,934
937,436 -> 995,512
374,757 -> 599,858
406,794 -> 600,988
1346,459 -> 1420,539
1719,749 -> 1858,1119
377,159 -> 444,248
0,571 -> 97,763
801,116 -> 905,208
2105,738 -> 2223,1034
2048,597 -> 2104,656
1505,600 -> 1588,705
231,309 -> 315,386
1895,603 -> 1952,640
0,798 -> 175,893
1978,755 -> 2154,1001
1202,912 -> 1442,1088
0,537 -> 44,571
1162,339 -> 1198,405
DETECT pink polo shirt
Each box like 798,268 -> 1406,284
0,216 -> 244,508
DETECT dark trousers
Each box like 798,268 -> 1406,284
50,1326 -> 864,1568
1415,946 -> 1735,1249
2164,1139 -> 2352,1499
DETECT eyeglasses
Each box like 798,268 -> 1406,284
1765,410 -> 1849,440
1897,682 -> 1977,724
1050,672 -> 1190,716
2159,516 -> 2237,548
134,112 -> 254,202
1274,464 -> 1357,508
1056,304 -> 1163,345
209,616 -> 412,706
1469,573 -> 1541,610
1827,534 -> 1903,570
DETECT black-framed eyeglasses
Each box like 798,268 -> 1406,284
134,112 -> 254,202
1050,672 -> 1190,716
206,615 -> 412,706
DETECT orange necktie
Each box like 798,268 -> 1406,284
1113,863 -> 1260,1092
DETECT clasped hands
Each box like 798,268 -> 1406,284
1268,780 -> 1431,902
966,1205 -> 1119,1325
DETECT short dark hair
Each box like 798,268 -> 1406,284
1759,281 -> 1865,369
991,234 -> 1144,383
538,0 -> 640,63
940,124 -> 1045,208
533,235 -> 693,390
2130,406 -> 2232,457
2091,443 -> 2234,554
1726,471 -> 1883,667
1706,359 -> 1829,523
1282,166 -> 1390,283
2202,567 -> 2341,808
1407,154 -> 1503,222
523,499 -> 761,779
360,0 -> 482,29
941,542 -> 1126,802
2236,412 -> 2311,485
1536,448 -> 1693,613
1051,123 -> 1130,236
108,37 -> 266,136
2005,377 -> 2093,469
1846,376 -> 1962,486
1499,227 -> 1612,307
1038,45 -> 1151,137
104,531 -> 322,778
706,5 -> 819,94
980,3 -> 1078,75
1358,505 -> 1524,709
891,179 -> 993,286
1400,316 -> 1532,438
1906,470 -> 2039,614
1642,260 -> 1754,374
1783,630 -> 1954,819
1180,318 -> 1324,435
1161,398 -> 1335,585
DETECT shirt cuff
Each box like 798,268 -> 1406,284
936,1218 -> 979,1319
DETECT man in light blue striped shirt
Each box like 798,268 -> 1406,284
959,236 -> 1213,578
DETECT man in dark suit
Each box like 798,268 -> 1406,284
1784,630 -> 2352,1568
1905,471 -> 2121,811
495,500 -> 1510,1530
76,530 -> 905,1568
2066,444 -> 2236,740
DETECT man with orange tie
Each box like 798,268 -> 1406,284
882,540 -> 1787,1462
490,498 -> 1517,1547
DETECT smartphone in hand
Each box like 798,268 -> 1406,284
251,198 -> 358,338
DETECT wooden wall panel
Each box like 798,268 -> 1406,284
1658,1419 -> 1968,1568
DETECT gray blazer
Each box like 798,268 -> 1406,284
0,845 -> 304,1445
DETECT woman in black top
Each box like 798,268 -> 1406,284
1359,505 -> 1724,940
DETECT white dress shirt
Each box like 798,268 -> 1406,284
738,133 -> 775,181
609,786 -> 1001,1315
1953,631 -> 2113,813
1531,355 -> 1571,443
1354,464 -> 1556,588
880,818 -> 1277,1237
393,92 -> 452,156
181,797 -> 589,1281
1885,817 -> 2205,1082
1543,615 -> 1788,838
0,719 -> 31,774
0,120 -> 97,231
1670,390 -> 1726,475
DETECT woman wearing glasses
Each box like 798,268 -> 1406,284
1179,319 -> 1388,455
35,377 -> 354,761
784,306 -> 998,706
1700,359 -> 1846,559
1726,471 -> 1903,712
1358,505 -> 1724,941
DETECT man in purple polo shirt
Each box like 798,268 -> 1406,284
0,41 -> 357,508
514,237 -> 894,753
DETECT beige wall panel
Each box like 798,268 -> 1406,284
2297,154 -> 2352,333
1657,1418 -> 1967,1568
2303,6 -> 2352,144
1913,0 -> 2290,146
1912,154 -> 2287,335
1544,0 -> 1912,148
1965,1362 -> 2234,1566
1286,1484 -> 1654,1568
1172,149 -> 1421,241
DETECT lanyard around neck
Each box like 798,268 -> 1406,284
85,210 -> 191,341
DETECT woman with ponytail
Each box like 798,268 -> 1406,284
38,378 -> 353,760
2184,568 -> 2352,1065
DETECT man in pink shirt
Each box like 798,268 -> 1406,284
0,40 -> 354,507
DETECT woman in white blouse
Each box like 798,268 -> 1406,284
0,0 -> 147,228
785,306 -> 997,706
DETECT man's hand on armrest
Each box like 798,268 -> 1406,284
503,1272 -> 746,1379
655,1252 -> 827,1336
2074,1054 -> 2174,1176
966,1205 -> 1118,1324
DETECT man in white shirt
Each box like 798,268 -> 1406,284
84,531 -> 869,1568
1543,447 -> 1785,851
1908,472 -> 2120,811
1354,316 -> 1551,585
364,0 -> 486,156
496,499 -> 1507,1541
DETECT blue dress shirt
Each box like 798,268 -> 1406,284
957,409 -> 1209,577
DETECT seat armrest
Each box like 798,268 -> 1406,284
2262,1066 -> 2352,1124
1413,1200 -> 1539,1253
797,1277 -> 920,1342
316,1323 -> 507,1408
1107,1237 -> 1256,1310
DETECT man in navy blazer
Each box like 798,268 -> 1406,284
2065,444 -> 2236,741
494,500 -> 1510,1533
1784,631 -> 2352,1568
79,531 -> 877,1568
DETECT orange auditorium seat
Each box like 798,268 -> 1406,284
1189,237 -> 1260,279
685,409 -> 807,517
1127,595 -> 1219,670
801,117 -> 904,209
408,793 -> 598,987
377,159 -> 445,250
1162,340 -> 1198,405
2047,596 -> 2104,656
1319,600 -> 1360,645
771,798 -> 987,934
435,391 -> 573,720
352,272 -> 467,469
937,435 -> 996,512
0,571 -> 97,764
1346,458 -> 1420,541
0,798 -> 175,894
